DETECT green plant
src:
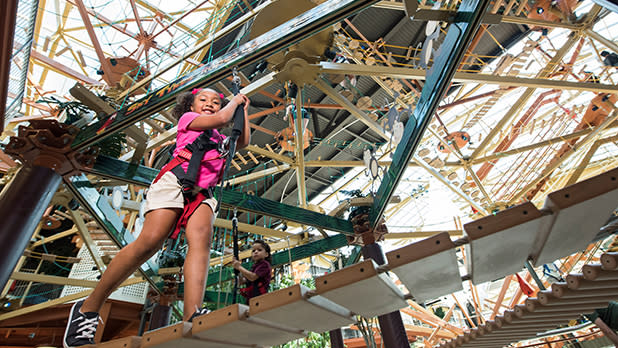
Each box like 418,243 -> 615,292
357,316 -> 379,348
277,331 -> 331,348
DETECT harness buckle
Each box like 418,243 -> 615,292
177,149 -> 192,161
218,137 -> 230,157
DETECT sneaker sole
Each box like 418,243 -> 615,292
63,300 -> 82,348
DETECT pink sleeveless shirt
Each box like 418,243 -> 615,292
173,112 -> 226,189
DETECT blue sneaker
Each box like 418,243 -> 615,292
63,300 -> 100,348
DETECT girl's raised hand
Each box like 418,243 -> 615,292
230,93 -> 249,107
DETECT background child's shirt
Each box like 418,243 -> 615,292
252,259 -> 272,287
174,112 -> 226,189
240,259 -> 272,299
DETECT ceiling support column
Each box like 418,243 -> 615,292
0,165 -> 61,289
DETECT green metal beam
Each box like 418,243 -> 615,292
88,155 -> 353,234
71,0 -> 379,152
89,155 -> 156,185
369,0 -> 491,228
218,190 -> 353,234
344,246 -> 362,267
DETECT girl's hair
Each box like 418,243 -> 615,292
253,239 -> 272,264
171,88 -> 227,121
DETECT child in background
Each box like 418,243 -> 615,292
233,240 -> 272,299
64,88 -> 250,348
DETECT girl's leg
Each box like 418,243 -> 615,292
182,203 -> 215,320
81,208 -> 181,313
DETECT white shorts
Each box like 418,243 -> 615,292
144,171 -> 217,216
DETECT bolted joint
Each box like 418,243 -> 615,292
5,120 -> 98,176
347,205 -> 388,245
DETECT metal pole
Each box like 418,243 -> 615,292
329,328 -> 345,348
0,165 -> 61,289
148,303 -> 172,330
361,243 -> 409,348
232,208 -> 239,304
524,260 -> 546,290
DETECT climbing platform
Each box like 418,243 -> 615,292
249,284 -> 355,333
464,202 -> 552,284
436,252 -> 618,348
385,232 -> 462,302
191,304 -> 305,347
314,259 -> 407,318
90,168 -> 618,348
532,168 -> 618,265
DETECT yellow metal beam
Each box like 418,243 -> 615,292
245,144 -> 295,165
213,218 -> 299,240
10,271 -> 100,288
319,62 -> 618,94
30,227 -> 79,247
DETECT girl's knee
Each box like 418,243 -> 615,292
187,226 -> 213,249
134,235 -> 165,257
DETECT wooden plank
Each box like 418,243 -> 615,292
141,322 -> 204,348
464,202 -> 552,284
315,259 -> 407,317
386,232 -> 462,302
191,303 -> 305,347
249,284 -> 355,333
532,167 -> 618,265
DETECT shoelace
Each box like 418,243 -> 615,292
198,308 -> 210,315
74,315 -> 103,339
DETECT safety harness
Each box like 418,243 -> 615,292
153,129 -> 227,239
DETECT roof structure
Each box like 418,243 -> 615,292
1,0 -> 617,346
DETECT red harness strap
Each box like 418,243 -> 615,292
171,190 -> 207,239
153,149 -> 219,240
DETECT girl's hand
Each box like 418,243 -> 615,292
230,93 -> 249,107
243,95 -> 250,112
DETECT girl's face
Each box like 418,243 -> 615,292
191,89 -> 222,115
251,243 -> 269,262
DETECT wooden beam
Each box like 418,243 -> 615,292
30,50 -> 102,86
213,217 -> 298,240
30,227 -> 79,247
10,271 -> 100,287
73,0 -> 114,85
491,274 -> 513,319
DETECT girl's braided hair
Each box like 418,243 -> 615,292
171,88 -> 228,121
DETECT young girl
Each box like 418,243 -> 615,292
64,88 -> 250,348
233,240 -> 272,300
